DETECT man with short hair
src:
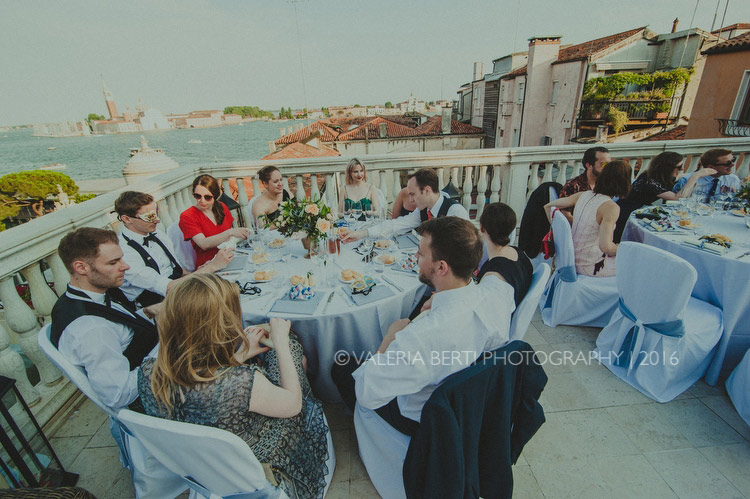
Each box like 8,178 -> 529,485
558,146 -> 611,223
342,168 -> 469,242
672,148 -> 740,201
332,217 -> 515,434
115,191 -> 232,306
51,227 -> 158,409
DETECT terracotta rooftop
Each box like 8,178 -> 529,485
639,125 -> 687,142
555,27 -> 647,64
703,31 -> 750,55
711,23 -> 750,34
262,141 -> 340,160
274,121 -> 340,145
501,65 -> 528,80
336,116 -> 420,140
414,115 -> 484,135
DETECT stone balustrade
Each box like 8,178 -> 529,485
1,137 -> 749,424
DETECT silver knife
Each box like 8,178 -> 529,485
381,274 -> 403,292
322,291 -> 335,313
735,250 -> 750,260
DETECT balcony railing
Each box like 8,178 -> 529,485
717,118 -> 750,138
579,99 -> 677,122
2,137 -> 750,425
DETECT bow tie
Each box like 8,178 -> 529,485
143,233 -> 158,247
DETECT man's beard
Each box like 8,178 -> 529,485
418,269 -> 433,288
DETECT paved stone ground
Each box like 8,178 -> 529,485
50,310 -> 750,498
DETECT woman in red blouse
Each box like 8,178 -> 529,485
179,175 -> 250,268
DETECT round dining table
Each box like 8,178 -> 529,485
623,209 -> 750,384
229,233 -> 427,402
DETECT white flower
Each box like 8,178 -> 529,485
291,231 -> 305,240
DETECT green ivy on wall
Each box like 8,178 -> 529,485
582,68 -> 694,102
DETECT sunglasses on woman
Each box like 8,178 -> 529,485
193,193 -> 214,201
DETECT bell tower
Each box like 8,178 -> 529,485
101,75 -> 119,120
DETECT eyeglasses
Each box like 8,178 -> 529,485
134,209 -> 159,223
193,193 -> 214,201
236,281 -> 261,296
713,159 -> 735,167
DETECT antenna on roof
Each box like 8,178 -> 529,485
288,0 -> 309,116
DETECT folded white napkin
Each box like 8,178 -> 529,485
218,236 -> 242,250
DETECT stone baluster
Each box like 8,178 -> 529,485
684,155 -> 697,173
489,165 -> 501,203
476,166 -> 488,218
637,158 -> 651,178
437,168 -> 446,191
736,152 -> 749,179
294,176 -> 305,200
571,160 -> 582,178
462,167 -> 473,215
180,188 -> 193,211
450,167 -> 460,194
378,170 -> 389,203
281,177 -> 291,199
503,160 -> 532,226
221,179 -> 237,227
236,177 -> 250,224
157,199 -> 174,227
527,164 -> 540,200
0,277 -> 41,404
370,169 -> 380,191
325,174 -> 337,212
172,189 -> 186,213
18,264 -> 62,384
310,174 -> 321,201
556,161 -> 569,185
45,253 -> 69,298
541,163 -> 554,183
391,171 -> 402,203
0,319 -> 38,404
166,194 -> 180,223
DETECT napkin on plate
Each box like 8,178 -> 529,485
349,282 -> 395,306
681,237 -> 727,255
269,292 -> 324,315
396,234 -> 419,249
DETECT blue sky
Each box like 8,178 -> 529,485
2,0 -> 749,125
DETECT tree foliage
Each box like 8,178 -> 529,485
87,113 -> 105,122
0,170 -> 80,228
223,106 -> 274,119
582,68 -> 694,102
278,107 -> 294,119
385,101 -> 393,108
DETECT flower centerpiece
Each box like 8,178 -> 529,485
737,177 -> 750,207
260,196 -> 333,255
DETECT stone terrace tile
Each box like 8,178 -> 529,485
645,448 -> 745,499
69,446 -> 126,498
701,395 -> 750,440
698,443 -> 750,497
655,399 -> 745,448
53,398 -> 108,438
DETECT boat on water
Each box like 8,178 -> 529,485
188,139 -> 202,144
47,146 -> 56,150
40,163 -> 66,170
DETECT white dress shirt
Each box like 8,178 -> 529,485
366,193 -> 469,238
352,275 -> 515,421
119,227 -> 179,301
57,285 -> 155,409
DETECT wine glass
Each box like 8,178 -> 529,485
360,238 -> 374,263
351,201 -> 362,225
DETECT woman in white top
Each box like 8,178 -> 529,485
544,160 -> 632,277
338,158 -> 379,216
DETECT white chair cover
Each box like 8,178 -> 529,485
37,325 -> 187,498
354,405 -> 410,499
118,408 -> 336,499
509,263 -> 551,342
726,348 -> 750,426
539,209 -> 618,327
594,242 -> 723,402
247,196 -> 258,230
548,185 -> 559,202
167,222 -> 196,272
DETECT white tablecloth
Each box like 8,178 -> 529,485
623,212 -> 750,384
233,237 -> 427,402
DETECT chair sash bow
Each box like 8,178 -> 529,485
614,297 -> 685,374
543,265 -> 577,309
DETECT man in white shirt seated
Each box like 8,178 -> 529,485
341,168 -> 469,243
115,191 -> 233,307
332,217 -> 515,435
51,227 -> 159,410
672,148 -> 741,201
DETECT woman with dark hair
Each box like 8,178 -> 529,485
477,203 -> 533,306
545,160 -> 632,277
338,158 -> 379,216
179,174 -> 249,268
138,274 -> 330,498
613,151 -> 716,241
251,165 -> 291,229
391,187 -> 417,219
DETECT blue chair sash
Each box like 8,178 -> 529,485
613,297 -> 685,374
543,265 -> 577,309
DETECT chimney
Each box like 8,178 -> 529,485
268,141 -> 277,153
379,122 -> 388,138
672,18 -> 679,33
473,62 -> 484,81
441,107 -> 452,135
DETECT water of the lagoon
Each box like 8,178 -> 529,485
0,120 -> 312,181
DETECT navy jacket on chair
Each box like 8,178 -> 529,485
402,341 -> 548,499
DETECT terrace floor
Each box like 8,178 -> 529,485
49,310 -> 750,498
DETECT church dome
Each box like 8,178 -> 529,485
122,135 -> 179,184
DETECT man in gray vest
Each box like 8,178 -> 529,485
341,168 -> 469,242
115,191 -> 233,307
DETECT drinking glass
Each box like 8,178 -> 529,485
696,203 -> 711,217
360,238 -> 374,262
351,201 -> 363,225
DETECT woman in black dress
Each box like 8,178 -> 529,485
477,202 -> 533,306
614,151 -> 716,242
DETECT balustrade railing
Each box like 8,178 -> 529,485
717,118 -> 750,138
1,137 -> 750,424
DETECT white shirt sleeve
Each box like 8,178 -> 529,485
366,209 -> 422,238
447,202 -> 470,220
58,316 -> 140,409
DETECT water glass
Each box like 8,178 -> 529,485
696,203 -> 712,217
351,201 -> 362,224
360,238 -> 374,262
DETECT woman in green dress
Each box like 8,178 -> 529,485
138,273 -> 330,498
338,158 -> 380,217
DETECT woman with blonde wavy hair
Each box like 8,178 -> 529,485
138,273 -> 329,498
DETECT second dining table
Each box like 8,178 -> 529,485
228,231 -> 427,402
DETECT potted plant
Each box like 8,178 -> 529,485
260,196 -> 333,257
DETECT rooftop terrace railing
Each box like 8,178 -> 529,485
1,137 -> 750,424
